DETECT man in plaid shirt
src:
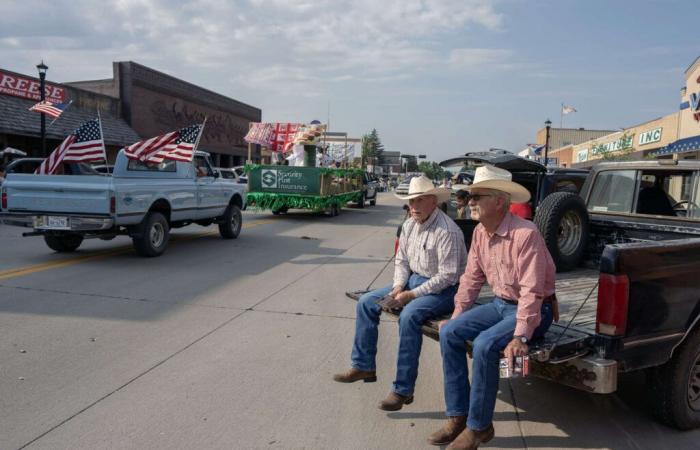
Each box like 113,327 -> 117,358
334,175 -> 467,411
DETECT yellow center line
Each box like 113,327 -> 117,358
0,219 -> 275,281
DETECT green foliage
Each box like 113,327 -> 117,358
246,191 -> 362,211
417,161 -> 448,180
361,129 -> 385,166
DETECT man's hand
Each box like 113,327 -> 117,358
394,290 -> 416,306
503,338 -> 529,360
390,286 -> 403,298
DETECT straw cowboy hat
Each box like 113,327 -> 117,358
395,175 -> 452,203
466,165 -> 531,203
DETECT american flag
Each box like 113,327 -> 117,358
124,124 -> 203,163
29,100 -> 72,119
35,118 -> 106,175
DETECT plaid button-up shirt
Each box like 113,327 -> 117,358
452,213 -> 556,339
394,208 -> 467,298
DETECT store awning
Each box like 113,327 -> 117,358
650,135 -> 700,157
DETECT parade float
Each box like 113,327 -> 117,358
243,122 -> 362,215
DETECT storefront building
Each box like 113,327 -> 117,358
0,68 -> 140,162
551,55 -> 700,168
565,113 -> 679,168
68,62 -> 262,166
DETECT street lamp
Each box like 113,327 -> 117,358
36,61 -> 48,157
544,119 -> 552,168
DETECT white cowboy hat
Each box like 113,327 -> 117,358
395,175 -> 452,203
466,165 -> 531,203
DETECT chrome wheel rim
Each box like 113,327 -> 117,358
689,351 -> 700,411
150,222 -> 165,248
557,211 -> 582,256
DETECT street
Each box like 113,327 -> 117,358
0,192 -> 698,450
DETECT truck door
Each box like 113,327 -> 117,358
194,155 -> 224,219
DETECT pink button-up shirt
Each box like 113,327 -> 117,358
452,213 -> 556,339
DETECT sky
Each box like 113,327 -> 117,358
1,0 -> 698,162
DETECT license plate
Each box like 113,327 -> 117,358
45,216 -> 69,229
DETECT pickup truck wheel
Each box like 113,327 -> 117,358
648,328 -> 700,430
370,196 -> 376,206
133,212 -> 169,257
44,233 -> 83,252
219,204 -> 242,239
533,192 -> 589,272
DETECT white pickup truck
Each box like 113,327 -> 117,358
0,150 -> 246,257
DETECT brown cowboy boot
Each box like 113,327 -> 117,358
332,368 -> 377,383
427,416 -> 467,446
446,424 -> 495,450
377,391 -> 414,411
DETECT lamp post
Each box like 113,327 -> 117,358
544,119 -> 552,168
36,61 -> 48,157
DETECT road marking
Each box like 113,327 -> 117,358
0,220 -> 274,281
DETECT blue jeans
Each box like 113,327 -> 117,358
351,273 -> 457,396
440,297 -> 553,430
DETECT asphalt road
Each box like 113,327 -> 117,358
0,193 -> 698,450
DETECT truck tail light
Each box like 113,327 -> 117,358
596,273 -> 629,336
110,195 -> 116,214
1,190 -> 7,209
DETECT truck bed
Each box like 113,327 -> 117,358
346,267 -> 599,362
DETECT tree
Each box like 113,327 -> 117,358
361,129 -> 385,167
417,161 -> 448,180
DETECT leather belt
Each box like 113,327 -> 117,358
500,294 -> 559,321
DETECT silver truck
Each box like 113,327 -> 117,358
0,150 -> 246,257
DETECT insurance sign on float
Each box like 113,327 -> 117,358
0,70 -> 66,103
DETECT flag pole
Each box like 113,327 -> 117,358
560,102 -> 564,128
46,100 -> 74,130
97,109 -> 108,166
192,117 -> 207,156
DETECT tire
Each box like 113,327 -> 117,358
357,193 -> 365,208
219,204 -> 242,239
132,212 -> 169,257
370,195 -> 376,206
533,192 -> 589,272
44,233 -> 83,252
648,328 -> 700,430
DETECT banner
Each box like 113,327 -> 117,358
326,143 -> 355,162
248,166 -> 321,195
0,71 -> 66,103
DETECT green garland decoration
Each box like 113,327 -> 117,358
247,191 -> 362,211
243,164 -> 364,178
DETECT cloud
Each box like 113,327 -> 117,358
448,48 -> 513,70
0,0 -> 507,89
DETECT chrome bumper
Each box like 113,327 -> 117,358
530,355 -> 618,394
0,212 -> 114,232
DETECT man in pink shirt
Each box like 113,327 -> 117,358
428,165 -> 556,450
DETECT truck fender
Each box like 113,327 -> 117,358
128,198 -> 171,238
669,312 -> 700,359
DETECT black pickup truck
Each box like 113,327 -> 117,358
349,159 -> 700,430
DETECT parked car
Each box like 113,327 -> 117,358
232,165 -> 248,184
356,172 -> 378,208
440,152 -> 589,270
351,159 -> 700,430
395,176 -> 415,196
0,151 -> 246,257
